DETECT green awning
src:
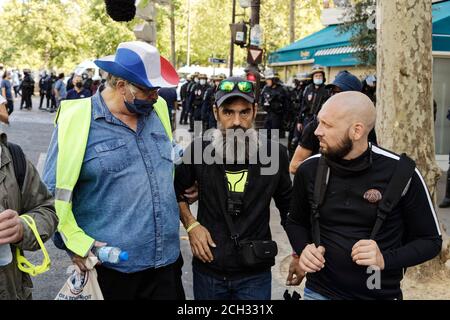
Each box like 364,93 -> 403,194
269,0 -> 450,67
433,0 -> 450,52
268,25 -> 353,65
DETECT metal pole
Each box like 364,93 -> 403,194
187,0 -> 191,66
249,0 -> 261,101
250,0 -> 260,26
229,0 -> 237,76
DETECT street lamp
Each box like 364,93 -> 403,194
239,0 -> 251,9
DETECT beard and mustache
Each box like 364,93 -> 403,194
209,126 -> 259,164
320,130 -> 353,162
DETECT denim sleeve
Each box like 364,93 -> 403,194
42,126 -> 58,196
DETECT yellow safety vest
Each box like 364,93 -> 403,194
54,97 -> 173,257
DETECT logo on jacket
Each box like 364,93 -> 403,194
364,189 -> 382,204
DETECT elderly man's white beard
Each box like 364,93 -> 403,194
210,127 -> 259,164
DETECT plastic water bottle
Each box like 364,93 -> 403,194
0,244 -> 12,266
93,246 -> 129,264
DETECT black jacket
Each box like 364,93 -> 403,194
286,145 -> 442,299
299,83 -> 329,123
260,84 -> 288,114
189,83 -> 209,108
175,138 -> 292,279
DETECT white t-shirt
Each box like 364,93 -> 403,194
0,94 -> 6,105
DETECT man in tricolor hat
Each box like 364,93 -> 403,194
43,41 -> 185,300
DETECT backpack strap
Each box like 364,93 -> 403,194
7,142 -> 27,192
370,154 -> 416,240
311,157 -> 330,247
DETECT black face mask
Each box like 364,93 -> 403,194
123,86 -> 156,116
124,98 -> 156,116
75,82 -> 83,89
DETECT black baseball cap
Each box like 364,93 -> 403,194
215,76 -> 255,107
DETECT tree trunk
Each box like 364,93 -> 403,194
289,0 -> 295,43
186,0 -> 191,66
170,0 -> 176,67
377,0 -> 449,282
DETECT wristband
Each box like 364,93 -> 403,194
186,221 -> 200,233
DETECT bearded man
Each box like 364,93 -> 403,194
285,91 -> 441,300
174,76 -> 292,300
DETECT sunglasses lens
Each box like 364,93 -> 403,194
219,81 -> 235,92
238,81 -> 253,93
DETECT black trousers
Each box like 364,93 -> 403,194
6,99 -> 14,115
39,93 -> 45,109
96,255 -> 185,300
180,102 -> 190,124
21,93 -> 32,109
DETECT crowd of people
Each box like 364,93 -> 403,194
0,64 -> 104,115
0,41 -> 447,302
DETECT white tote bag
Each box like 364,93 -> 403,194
55,257 -> 104,300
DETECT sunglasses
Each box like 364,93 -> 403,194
219,80 -> 253,93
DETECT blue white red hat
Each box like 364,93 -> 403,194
94,41 -> 179,89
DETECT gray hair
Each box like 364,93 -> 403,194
106,73 -> 125,88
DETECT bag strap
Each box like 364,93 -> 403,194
311,157 -> 330,247
370,154 -> 416,239
7,142 -> 27,192
222,198 -> 241,247
221,172 -> 242,247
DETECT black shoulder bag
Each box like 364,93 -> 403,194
222,184 -> 278,268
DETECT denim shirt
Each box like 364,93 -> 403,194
43,90 -> 180,273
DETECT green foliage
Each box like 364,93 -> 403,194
0,0 -> 136,71
0,0 -> 323,72
156,0 -> 322,68
337,0 -> 376,66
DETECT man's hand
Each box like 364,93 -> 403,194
297,123 -> 303,132
184,182 -> 199,204
71,241 -> 107,272
299,244 -> 326,273
188,224 -> 216,263
0,210 -> 24,245
351,240 -> 385,270
286,255 -> 305,286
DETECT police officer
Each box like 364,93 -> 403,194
38,71 -> 47,110
201,73 -> 225,130
260,70 -> 288,138
288,73 -> 312,158
298,65 -> 329,130
186,72 -> 200,131
179,74 -> 192,125
19,69 -> 34,110
189,73 -> 209,133
439,106 -> 450,208
362,75 -> 377,104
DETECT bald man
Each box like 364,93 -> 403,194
285,92 -> 442,300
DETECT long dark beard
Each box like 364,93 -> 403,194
321,133 -> 353,162
211,127 -> 259,163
